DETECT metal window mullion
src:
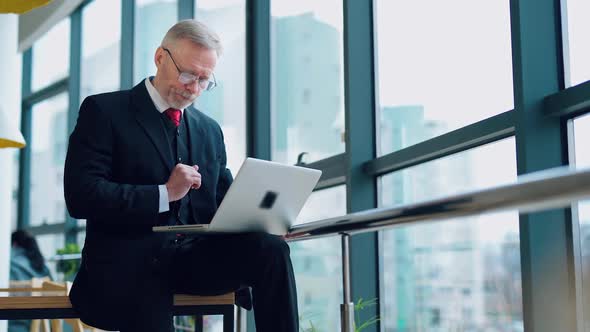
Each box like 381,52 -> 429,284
24,223 -> 67,237
179,0 -> 194,20
23,221 -> 84,239
343,0 -> 379,331
18,49 -> 33,230
120,0 -> 135,90
303,153 -> 347,190
65,7 -> 83,245
510,0 -> 579,331
22,78 -> 69,107
544,79 -> 590,118
246,0 -> 271,161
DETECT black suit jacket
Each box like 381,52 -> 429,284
64,80 -> 233,329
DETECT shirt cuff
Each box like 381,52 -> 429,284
158,184 -> 170,213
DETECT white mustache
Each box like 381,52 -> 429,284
175,89 -> 196,100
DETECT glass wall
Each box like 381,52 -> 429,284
374,0 -> 514,156
29,93 -> 69,227
564,0 -> 590,87
13,1 -> 590,331
134,0 -> 178,84
32,18 -> 70,91
379,138 -> 522,331
270,2 -> 347,325
194,0 -> 246,173
36,233 -> 65,281
271,0 -> 345,165
81,0 -> 121,101
572,113 -> 590,331
291,185 -> 346,331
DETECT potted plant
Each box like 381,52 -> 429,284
55,243 -> 81,281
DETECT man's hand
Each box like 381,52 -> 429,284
165,164 -> 201,202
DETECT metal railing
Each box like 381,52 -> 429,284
286,165 -> 590,242
284,165 -> 590,332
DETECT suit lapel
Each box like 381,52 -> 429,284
184,106 -> 206,168
131,81 -> 174,172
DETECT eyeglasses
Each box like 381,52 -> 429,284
162,47 -> 217,91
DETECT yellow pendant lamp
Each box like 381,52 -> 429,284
0,108 -> 25,149
0,0 -> 46,148
0,0 -> 52,14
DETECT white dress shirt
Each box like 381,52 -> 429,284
144,78 -> 186,213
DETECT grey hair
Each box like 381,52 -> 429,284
161,20 -> 223,56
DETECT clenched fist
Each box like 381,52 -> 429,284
165,164 -> 201,202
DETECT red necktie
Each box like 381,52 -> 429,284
164,108 -> 181,127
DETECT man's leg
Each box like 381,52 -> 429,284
172,232 -> 299,332
117,304 -> 174,332
117,269 -> 174,332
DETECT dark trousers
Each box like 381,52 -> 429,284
118,232 -> 299,332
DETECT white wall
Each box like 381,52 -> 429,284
0,14 -> 23,332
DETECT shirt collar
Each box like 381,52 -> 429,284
144,77 -> 185,115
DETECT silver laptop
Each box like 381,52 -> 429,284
153,157 -> 322,235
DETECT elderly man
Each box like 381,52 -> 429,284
64,20 -> 298,332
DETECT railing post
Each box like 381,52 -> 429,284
237,307 -> 247,332
341,233 -> 355,331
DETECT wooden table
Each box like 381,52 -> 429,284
0,289 -> 235,332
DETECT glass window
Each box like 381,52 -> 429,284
81,0 -> 121,101
564,0 -> 590,87
379,138 -> 523,331
271,0 -> 345,165
375,0 -> 514,156
32,19 -> 70,91
172,315 -> 226,331
572,113 -> 590,330
194,0 -> 246,173
29,93 -> 69,227
36,233 -> 65,281
291,185 -> 346,331
134,0 -> 178,84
